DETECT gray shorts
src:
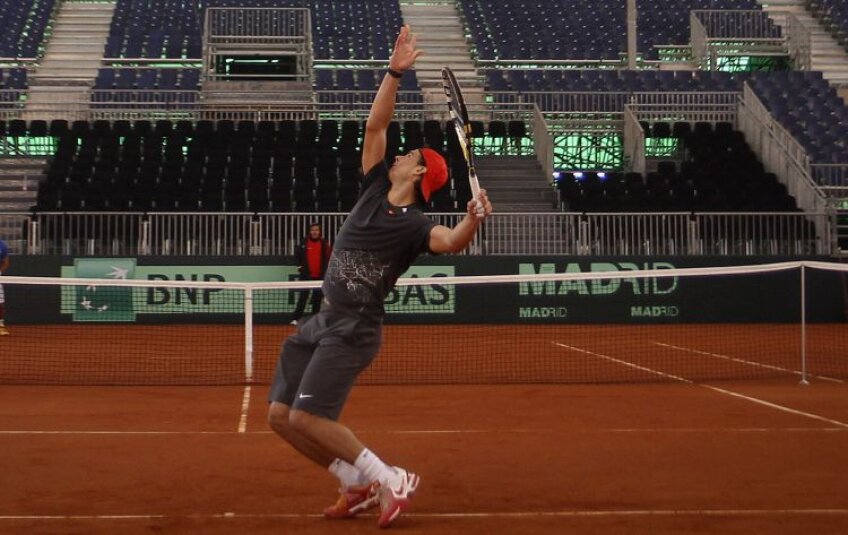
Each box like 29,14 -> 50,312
268,306 -> 382,420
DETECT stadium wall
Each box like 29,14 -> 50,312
4,255 -> 843,325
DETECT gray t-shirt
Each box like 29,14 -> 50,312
322,162 -> 436,321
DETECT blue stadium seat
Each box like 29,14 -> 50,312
457,0 -> 767,61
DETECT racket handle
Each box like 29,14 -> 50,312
468,170 -> 484,219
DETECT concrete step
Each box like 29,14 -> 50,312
0,202 -> 35,212
26,91 -> 88,104
46,44 -> 106,53
51,25 -> 112,33
0,191 -> 37,201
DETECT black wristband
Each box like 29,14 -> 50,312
387,68 -> 404,79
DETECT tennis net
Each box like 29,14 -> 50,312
0,261 -> 845,385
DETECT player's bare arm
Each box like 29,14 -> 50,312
362,25 -> 422,173
429,189 -> 493,254
0,256 -> 8,272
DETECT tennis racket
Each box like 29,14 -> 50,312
441,67 -> 483,215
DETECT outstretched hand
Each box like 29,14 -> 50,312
467,189 -> 493,220
389,25 -> 423,72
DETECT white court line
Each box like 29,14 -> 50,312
0,427 -> 845,436
654,342 -> 844,384
553,342 -> 848,429
237,385 -> 251,433
2,508 -> 848,521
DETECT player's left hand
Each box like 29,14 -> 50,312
467,189 -> 492,220
389,25 -> 423,73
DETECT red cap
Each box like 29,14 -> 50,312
419,148 -> 448,202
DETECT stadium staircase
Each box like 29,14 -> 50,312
0,159 -> 44,213
475,156 -> 555,212
0,158 -> 47,246
398,0 -> 485,116
757,0 -> 848,94
25,1 -> 117,120
475,156 -> 561,253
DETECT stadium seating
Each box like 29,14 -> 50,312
556,124 -> 798,212
0,0 -> 56,59
485,69 -> 745,94
314,68 -> 421,92
459,0 -> 767,61
0,68 -> 29,90
107,0 -> 402,61
748,71 -> 848,164
810,0 -> 848,49
94,68 -> 201,91
33,119 -> 477,213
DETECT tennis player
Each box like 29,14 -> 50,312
268,25 -> 492,528
0,238 -> 9,336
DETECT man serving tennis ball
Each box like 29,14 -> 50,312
268,25 -> 492,528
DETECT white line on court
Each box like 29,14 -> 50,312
237,385 -> 251,433
653,341 -> 844,384
552,342 -> 848,429
2,509 -> 848,521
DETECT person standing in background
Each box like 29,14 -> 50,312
290,223 -> 332,325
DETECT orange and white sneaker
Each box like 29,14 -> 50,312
0,326 -> 9,336
377,468 -> 420,529
323,482 -> 379,519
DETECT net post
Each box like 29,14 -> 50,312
800,264 -> 809,386
244,286 -> 254,383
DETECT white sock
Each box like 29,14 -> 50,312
328,458 -> 368,489
353,448 -> 397,486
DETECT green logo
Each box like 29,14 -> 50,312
72,259 -> 137,322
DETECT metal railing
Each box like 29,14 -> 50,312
206,8 -> 311,45
0,89 -> 26,120
12,212 -> 832,257
532,105 -> 553,179
4,89 -> 749,123
203,7 -> 312,83
623,106 -> 646,174
690,10 -> 786,70
692,10 -> 782,40
626,100 -> 738,127
738,83 -> 826,215
786,14 -> 812,71
811,164 -> 848,197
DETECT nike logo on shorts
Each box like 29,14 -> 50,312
298,393 -> 314,399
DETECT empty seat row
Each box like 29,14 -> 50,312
0,0 -> 56,59
556,126 -> 798,212
94,68 -> 201,91
748,70 -> 848,164
459,0 -> 763,61
108,0 -> 403,61
485,68 -> 746,93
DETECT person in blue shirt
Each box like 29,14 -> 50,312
0,239 -> 9,336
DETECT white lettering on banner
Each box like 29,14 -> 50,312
518,262 -> 679,296
519,307 -> 568,319
631,306 -> 680,318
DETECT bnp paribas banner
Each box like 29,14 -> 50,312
61,259 -> 455,322
50,255 -> 841,325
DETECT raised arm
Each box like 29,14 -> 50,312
429,189 -> 493,254
362,25 -> 422,174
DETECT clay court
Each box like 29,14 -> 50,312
1,323 -> 847,534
